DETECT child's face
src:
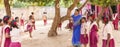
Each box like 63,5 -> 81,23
8,18 -> 12,24
16,18 -> 19,22
81,19 -> 85,23
0,21 -> 3,26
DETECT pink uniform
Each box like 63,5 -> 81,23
27,20 -> 33,33
1,25 -> 11,47
20,18 -> 24,26
80,23 -> 88,44
89,22 -> 98,47
9,28 -> 22,47
102,22 -> 115,47
113,13 -> 119,30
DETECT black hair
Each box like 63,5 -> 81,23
31,12 -> 34,15
15,17 -> 19,20
10,20 -> 19,29
75,9 -> 79,12
79,17 -> 86,24
3,16 -> 11,24
0,19 -> 2,23
102,16 -> 109,24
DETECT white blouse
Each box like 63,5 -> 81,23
10,28 -> 22,42
81,23 -> 87,34
102,22 -> 114,40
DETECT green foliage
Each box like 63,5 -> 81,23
18,0 -> 54,6
12,1 -> 29,8
60,0 -> 73,7
90,0 -> 118,7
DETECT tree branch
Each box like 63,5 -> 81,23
61,0 -> 88,22
60,0 -> 80,22
78,0 -> 88,11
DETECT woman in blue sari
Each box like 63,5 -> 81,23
72,9 -> 82,47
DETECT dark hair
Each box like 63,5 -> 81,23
3,16 -> 11,24
15,17 -> 19,20
10,20 -> 19,29
79,17 -> 86,24
102,16 -> 109,24
31,12 -> 34,15
0,19 -> 2,23
75,9 -> 79,12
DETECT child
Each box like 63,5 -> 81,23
0,19 -> 3,46
102,16 -> 115,47
9,20 -> 22,47
68,18 -> 73,30
20,13 -> 24,26
57,22 -> 62,31
43,16 -> 47,26
1,16 -> 11,47
31,12 -> 36,30
27,15 -> 34,38
15,17 -> 20,26
89,14 -> 98,47
80,17 -> 88,47
65,18 -> 73,31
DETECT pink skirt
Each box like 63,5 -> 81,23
9,42 -> 21,47
20,19 -> 24,26
102,39 -> 115,47
80,34 -> 88,44
27,25 -> 33,33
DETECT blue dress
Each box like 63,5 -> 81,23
72,14 -> 82,46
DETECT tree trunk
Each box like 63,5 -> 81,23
48,0 -> 88,37
48,0 -> 60,37
4,0 -> 11,16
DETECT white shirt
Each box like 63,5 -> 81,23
102,22 -> 114,40
86,21 -> 91,33
81,23 -> 87,34
10,28 -> 22,42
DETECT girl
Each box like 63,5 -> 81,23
68,18 -> 73,31
42,15 -> 47,26
20,13 -> 24,26
57,22 -> 62,31
9,20 -> 22,47
1,16 -> 11,47
27,15 -> 34,38
102,16 -> 115,47
112,12 -> 119,30
80,17 -> 88,47
15,17 -> 20,26
89,14 -> 98,47
31,12 -> 36,30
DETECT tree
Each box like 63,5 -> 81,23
18,0 -> 88,37
4,0 -> 11,16
48,0 -> 88,37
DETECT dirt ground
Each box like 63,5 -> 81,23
21,20 -> 120,47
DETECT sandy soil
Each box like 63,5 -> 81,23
21,20 -> 120,47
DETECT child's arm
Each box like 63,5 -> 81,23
106,33 -> 110,47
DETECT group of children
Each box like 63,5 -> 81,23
71,9 -> 115,47
0,12 -> 36,47
78,13 -> 115,47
